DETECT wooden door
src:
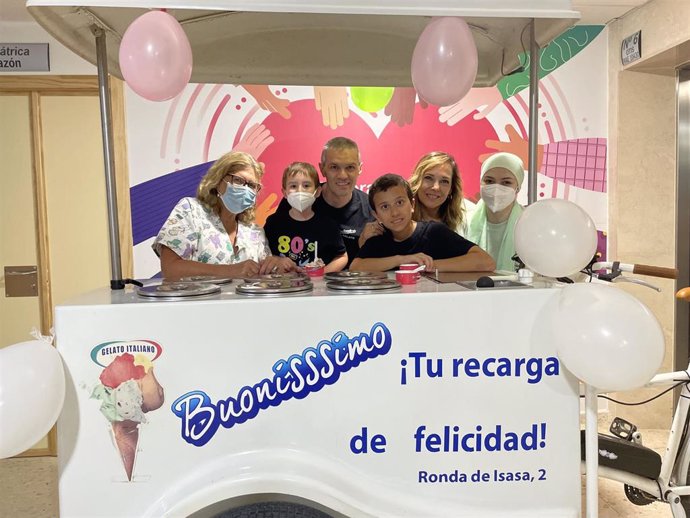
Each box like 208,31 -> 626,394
0,75 -> 132,456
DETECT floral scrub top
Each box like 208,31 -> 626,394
153,197 -> 270,264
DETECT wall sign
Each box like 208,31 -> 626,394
621,30 -> 642,66
0,43 -> 50,71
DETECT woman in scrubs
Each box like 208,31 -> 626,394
153,151 -> 297,279
465,152 -> 525,272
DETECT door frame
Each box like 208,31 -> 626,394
677,67 -> 690,375
0,75 -> 132,456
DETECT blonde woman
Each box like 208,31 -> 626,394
408,151 -> 467,234
153,151 -> 297,279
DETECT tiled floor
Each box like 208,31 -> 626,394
0,431 -> 676,517
0,456 -> 58,517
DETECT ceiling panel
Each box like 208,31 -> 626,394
2,0 -> 652,24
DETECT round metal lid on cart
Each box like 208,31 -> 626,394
243,272 -> 310,283
174,275 -> 233,285
326,278 -> 401,292
136,282 -> 221,300
324,271 -> 388,281
235,279 -> 314,296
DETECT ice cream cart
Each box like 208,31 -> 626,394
27,1 -> 583,516
55,276 -> 580,517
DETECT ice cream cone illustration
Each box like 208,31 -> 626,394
90,350 -> 164,481
111,420 -> 139,481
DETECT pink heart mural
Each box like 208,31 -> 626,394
254,99 -> 499,219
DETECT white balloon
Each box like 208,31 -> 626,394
552,283 -> 664,391
514,199 -> 597,277
0,340 -> 66,458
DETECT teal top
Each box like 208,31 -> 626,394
466,201 -> 523,272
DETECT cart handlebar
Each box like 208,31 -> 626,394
677,287 -> 690,302
592,262 -> 678,280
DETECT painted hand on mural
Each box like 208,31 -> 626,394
313,86 -> 350,129
438,86 -> 503,126
384,87 -> 427,127
479,124 -> 544,169
254,192 -> 279,227
232,123 -> 275,159
243,84 -> 292,119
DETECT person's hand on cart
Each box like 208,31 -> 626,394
399,253 -> 434,272
258,256 -> 300,275
224,260 -> 260,278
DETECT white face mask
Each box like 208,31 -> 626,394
481,184 -> 517,213
287,191 -> 316,212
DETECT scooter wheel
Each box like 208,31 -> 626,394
624,484 -> 657,506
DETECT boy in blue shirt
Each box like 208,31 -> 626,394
350,174 -> 495,272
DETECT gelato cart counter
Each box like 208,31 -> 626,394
55,277 -> 581,517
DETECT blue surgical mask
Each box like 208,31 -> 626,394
219,183 -> 256,214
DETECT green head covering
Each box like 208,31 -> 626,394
466,152 -> 526,272
480,152 -> 525,187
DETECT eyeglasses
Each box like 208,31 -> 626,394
224,173 -> 262,193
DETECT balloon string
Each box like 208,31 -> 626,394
30,327 -> 55,345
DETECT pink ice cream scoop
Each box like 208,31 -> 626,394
100,353 -> 146,388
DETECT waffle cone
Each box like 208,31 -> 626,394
111,420 -> 139,481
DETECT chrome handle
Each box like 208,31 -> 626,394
613,276 -> 661,292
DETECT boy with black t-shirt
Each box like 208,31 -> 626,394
350,174 -> 496,273
264,162 -> 348,272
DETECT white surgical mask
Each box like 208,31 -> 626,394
287,191 -> 316,212
481,184 -> 517,213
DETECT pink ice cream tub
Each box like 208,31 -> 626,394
304,260 -> 325,278
399,263 -> 422,280
395,270 -> 419,285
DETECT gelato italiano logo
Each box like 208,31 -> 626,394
90,340 -> 162,367
172,322 -> 392,447
89,340 -> 165,482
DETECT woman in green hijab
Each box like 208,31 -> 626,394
466,152 -> 525,272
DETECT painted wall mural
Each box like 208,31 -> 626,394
127,26 -> 607,278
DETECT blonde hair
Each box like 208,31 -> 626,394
282,162 -> 320,190
197,151 -> 264,224
320,136 -> 361,165
409,151 -> 465,230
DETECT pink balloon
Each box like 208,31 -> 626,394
411,17 -> 478,107
119,10 -> 193,102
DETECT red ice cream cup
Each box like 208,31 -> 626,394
395,270 -> 418,285
399,263 -> 422,280
304,264 -> 325,277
